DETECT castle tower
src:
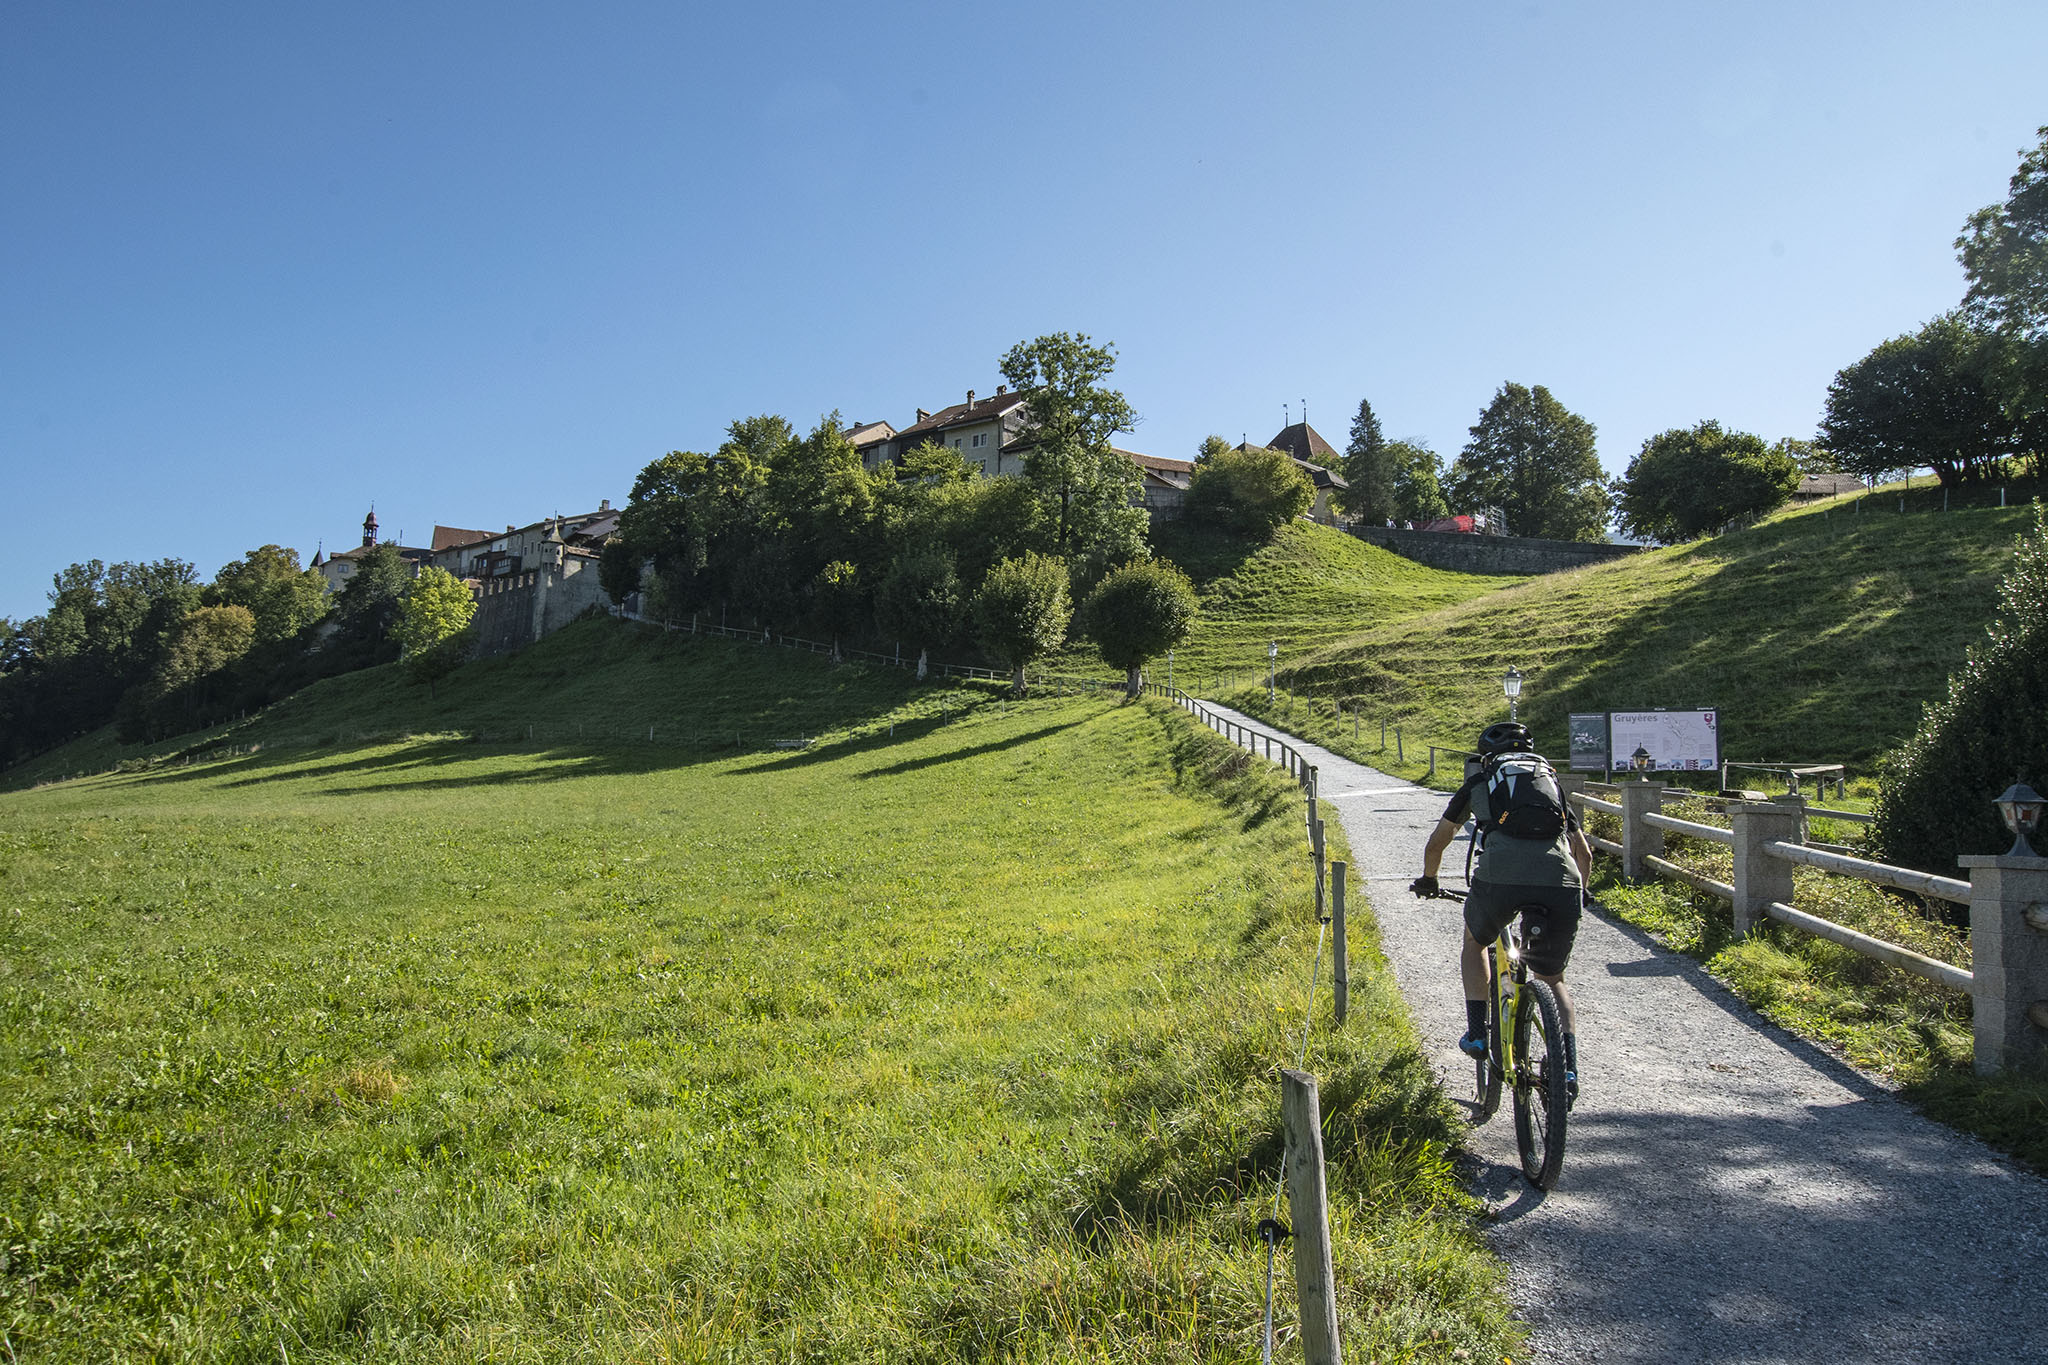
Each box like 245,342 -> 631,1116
362,508 -> 378,548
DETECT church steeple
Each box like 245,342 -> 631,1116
362,508 -> 378,548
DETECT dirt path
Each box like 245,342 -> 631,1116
1197,702 -> 2048,1363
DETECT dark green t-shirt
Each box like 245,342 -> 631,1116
1442,765 -> 1582,888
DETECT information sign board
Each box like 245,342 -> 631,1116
1568,713 -> 1611,772
1608,709 -> 1720,773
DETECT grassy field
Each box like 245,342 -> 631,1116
0,639 -> 1516,1362
1222,490 -> 2041,781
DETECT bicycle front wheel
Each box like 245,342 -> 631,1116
1511,976 -> 1569,1189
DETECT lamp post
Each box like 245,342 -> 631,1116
1995,781 -> 2046,857
1502,665 -> 1523,723
1268,640 -> 1279,705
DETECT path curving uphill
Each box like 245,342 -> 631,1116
1196,701 -> 2048,1363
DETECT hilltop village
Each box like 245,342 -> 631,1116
312,402 -> 1356,657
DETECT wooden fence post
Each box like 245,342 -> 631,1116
1332,861 -> 1349,1025
1395,727 -> 1403,763
1730,801 -> 1804,935
1958,852 -> 2048,1075
1619,780 -> 1666,883
1280,1070 -> 1343,1365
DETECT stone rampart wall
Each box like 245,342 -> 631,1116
1344,524 -> 1640,576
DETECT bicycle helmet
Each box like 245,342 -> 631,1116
1476,721 -> 1534,757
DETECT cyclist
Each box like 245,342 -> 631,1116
1409,721 -> 1593,1097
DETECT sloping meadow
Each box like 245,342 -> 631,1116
0,687 -> 1515,1361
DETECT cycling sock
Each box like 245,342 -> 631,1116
1465,1000 -> 1487,1037
1563,1031 -> 1579,1075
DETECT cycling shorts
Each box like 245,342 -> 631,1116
1463,880 -> 1583,978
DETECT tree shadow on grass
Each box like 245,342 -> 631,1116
852,716 -> 1099,780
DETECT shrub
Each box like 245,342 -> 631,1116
971,552 -> 1071,697
1871,503 -> 2048,875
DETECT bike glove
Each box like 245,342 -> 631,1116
1409,875 -> 1439,898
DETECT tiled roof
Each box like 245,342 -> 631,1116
432,525 -> 492,551
892,389 -> 1028,443
1124,449 -> 1194,474
1266,422 -> 1340,463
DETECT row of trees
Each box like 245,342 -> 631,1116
0,542 -> 475,764
1335,384 -> 1613,542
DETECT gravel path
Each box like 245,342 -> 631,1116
1196,702 -> 2048,1363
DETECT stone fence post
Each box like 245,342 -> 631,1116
1731,801 -> 1806,936
1619,780 -> 1666,883
1958,853 -> 2048,1076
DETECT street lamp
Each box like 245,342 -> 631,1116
1268,640 -> 1279,705
1502,665 -> 1524,722
1995,781 -> 2046,857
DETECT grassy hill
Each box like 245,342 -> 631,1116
0,627 -> 1517,1360
1075,520 -> 1523,688
1221,490 -> 2039,784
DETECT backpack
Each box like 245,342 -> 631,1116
1478,752 -> 1566,841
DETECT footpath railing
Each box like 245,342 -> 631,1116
1568,775 -> 2048,1074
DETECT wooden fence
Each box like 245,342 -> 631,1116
1571,776 -> 2048,1074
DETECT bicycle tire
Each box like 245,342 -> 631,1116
1472,951 -> 1502,1122
1511,976 -> 1569,1189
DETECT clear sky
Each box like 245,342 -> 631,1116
4,1 -> 2044,622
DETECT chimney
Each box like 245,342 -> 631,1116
966,389 -> 976,409
599,498 -> 611,512
996,383 -> 1006,395
916,408 -> 929,421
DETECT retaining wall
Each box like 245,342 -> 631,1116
1344,524 -> 1640,575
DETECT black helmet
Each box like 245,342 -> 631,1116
1476,721 -> 1533,757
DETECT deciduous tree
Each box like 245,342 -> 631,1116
875,544 -> 962,681
208,545 -> 327,644
1615,421 -> 1800,542
1185,445 -> 1313,536
392,566 -> 477,697
1385,439 -> 1451,524
1818,314 -> 2015,486
1083,559 -> 1198,698
972,551 -> 1071,698
1447,383 -> 1611,541
999,333 -> 1148,583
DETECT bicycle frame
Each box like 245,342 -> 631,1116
1485,923 -> 1526,1092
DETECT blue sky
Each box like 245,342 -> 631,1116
4,1 -> 2045,622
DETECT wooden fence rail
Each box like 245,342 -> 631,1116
1568,775 -> 2048,1074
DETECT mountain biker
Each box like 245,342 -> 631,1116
1409,721 -> 1593,1097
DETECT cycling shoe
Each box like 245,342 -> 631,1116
1456,1031 -> 1487,1059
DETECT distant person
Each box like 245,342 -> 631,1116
1409,721 -> 1592,1098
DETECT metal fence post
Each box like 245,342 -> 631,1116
1332,861 -> 1349,1026
1280,1071 -> 1343,1365
1957,852 -> 2048,1075
1619,780 -> 1666,884
1730,801 -> 1804,935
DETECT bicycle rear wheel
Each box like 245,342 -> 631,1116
1472,955 -> 1502,1122
1511,976 -> 1569,1189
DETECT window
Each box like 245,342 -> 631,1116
952,438 -> 963,449
971,432 -> 988,448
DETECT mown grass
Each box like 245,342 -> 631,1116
1221,490 -> 2039,782
0,642 -> 1517,1362
1063,521 -> 1520,690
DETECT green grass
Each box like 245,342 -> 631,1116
1083,521 -> 1521,690
1222,490 -> 2041,786
0,637 -> 1517,1362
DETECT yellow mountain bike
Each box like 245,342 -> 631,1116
1439,886 -> 1570,1190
